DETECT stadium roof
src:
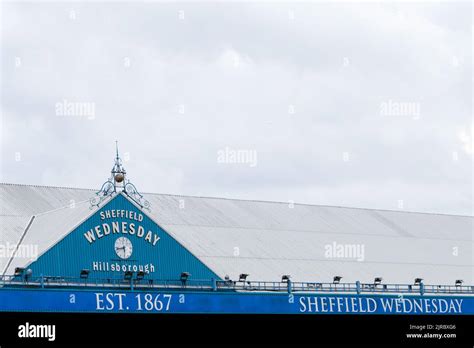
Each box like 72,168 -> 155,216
1,183 -> 472,284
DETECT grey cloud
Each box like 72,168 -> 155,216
1,2 -> 472,216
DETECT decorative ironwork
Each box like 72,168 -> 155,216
90,141 -> 150,210
89,180 -> 115,208
123,181 -> 151,210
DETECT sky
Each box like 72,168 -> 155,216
0,1 -> 472,216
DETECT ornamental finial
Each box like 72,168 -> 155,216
115,140 -> 119,159
111,141 -> 126,188
90,143 -> 150,210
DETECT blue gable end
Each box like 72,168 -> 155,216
26,193 -> 219,281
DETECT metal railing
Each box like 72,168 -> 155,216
0,275 -> 215,291
1,275 -> 473,295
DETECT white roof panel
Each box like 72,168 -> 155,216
1,183 -> 472,285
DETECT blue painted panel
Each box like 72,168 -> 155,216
0,289 -> 472,315
25,193 -> 219,281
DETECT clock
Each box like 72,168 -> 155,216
114,237 -> 133,259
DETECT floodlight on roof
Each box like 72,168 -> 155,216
333,276 -> 342,284
80,269 -> 90,279
180,272 -> 190,286
414,278 -> 423,285
14,267 -> 25,277
239,274 -> 249,282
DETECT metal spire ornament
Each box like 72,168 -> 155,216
90,142 -> 150,210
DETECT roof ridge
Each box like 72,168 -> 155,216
0,182 -> 95,191
0,182 -> 472,218
141,192 -> 474,218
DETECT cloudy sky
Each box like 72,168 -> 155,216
1,1 -> 472,215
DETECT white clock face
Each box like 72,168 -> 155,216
114,237 -> 133,259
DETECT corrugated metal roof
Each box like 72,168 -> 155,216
0,196 -> 105,275
0,183 -> 95,216
1,183 -> 472,284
